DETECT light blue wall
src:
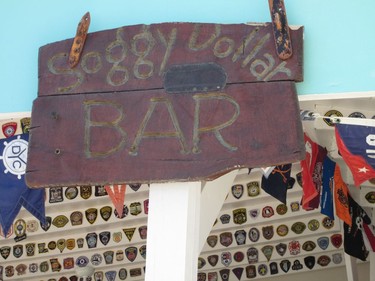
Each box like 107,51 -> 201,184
1,0 -> 374,113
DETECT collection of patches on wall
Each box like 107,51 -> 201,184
1,116 -> 375,281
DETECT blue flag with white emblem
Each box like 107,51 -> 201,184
0,133 -> 46,235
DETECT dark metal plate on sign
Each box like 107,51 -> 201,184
164,63 -> 227,94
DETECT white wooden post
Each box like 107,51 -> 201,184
345,253 -> 359,281
145,181 -> 202,281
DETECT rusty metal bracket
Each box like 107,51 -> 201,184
268,0 -> 293,60
69,12 -> 90,68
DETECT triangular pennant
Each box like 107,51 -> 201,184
105,184 -> 126,218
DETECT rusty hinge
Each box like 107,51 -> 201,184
69,12 -> 91,68
268,0 -> 293,60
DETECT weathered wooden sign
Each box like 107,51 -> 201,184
26,22 -> 305,187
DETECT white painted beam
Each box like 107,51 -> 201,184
198,170 -> 238,252
345,253 -> 359,281
145,181 -> 201,281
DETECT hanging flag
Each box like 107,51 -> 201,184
363,224 -> 375,252
343,194 -> 371,261
0,133 -> 46,235
335,122 -> 375,186
320,156 -> 336,220
105,184 -> 126,218
261,164 -> 292,204
333,165 -> 351,227
301,134 -> 326,210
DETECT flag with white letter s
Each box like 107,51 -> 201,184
335,123 -> 375,186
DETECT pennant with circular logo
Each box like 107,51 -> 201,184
65,186 -> 78,200
232,267 -> 243,280
52,215 -> 69,228
275,243 -> 287,256
304,256 -> 315,269
302,241 -> 316,252
261,245 -> 274,261
198,273 -> 206,281
198,257 -> 206,269
103,250 -> 114,264
80,185 -> 92,199
235,229 -> 246,245
233,208 -> 247,225
63,257 -> 74,270
49,187 -> 63,203
13,244 -> 23,258
125,246 -> 138,262
365,191 -> 375,204
14,219 -> 27,242
280,260 -> 291,273
85,208 -> 98,224
86,232 -> 98,249
291,222 -> 306,234
270,262 -> 278,275
91,253 -> 103,266
262,225 -> 274,240
231,184 -> 244,199
208,254 -> 219,266
70,211 -> 83,226
292,260 -> 303,270
247,247 -> 258,264
248,227 -> 260,242
245,265 -> 257,279
221,251 -> 232,267
0,246 -> 10,259
220,232 -> 233,247
317,236 -> 329,250
207,235 -> 218,248
123,227 -> 136,242
317,255 -> 331,266
66,239 -> 75,250
219,269 -> 230,281
330,234 -> 342,248
118,268 -> 127,280
288,240 -> 301,255
2,122 -> 17,138
99,231 -> 111,246
247,181 -> 260,197
100,206 -> 112,221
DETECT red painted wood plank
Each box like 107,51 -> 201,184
26,81 -> 304,187
38,22 -> 303,96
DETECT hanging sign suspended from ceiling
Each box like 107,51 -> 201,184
26,11 -> 305,187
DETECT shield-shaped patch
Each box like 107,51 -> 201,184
94,271 -> 104,281
0,246 -> 10,259
26,243 -> 35,256
220,214 -> 230,224
40,216 -> 51,232
245,265 -> 257,278
233,208 -> 247,225
130,202 -> 142,216
261,245 -> 274,261
49,187 -> 63,203
103,250 -> 114,264
247,181 -> 260,197
220,232 -> 233,247
249,209 -> 259,219
304,256 -> 315,269
116,250 -> 124,261
207,272 -> 218,281
219,269 -> 230,281
139,245 -> 146,259
198,272 -> 206,281
288,240 -> 300,255
206,235 -> 218,248
86,232 -> 98,249
13,244 -> 23,258
85,208 -> 98,224
280,260 -> 291,273
247,247 -> 258,264
232,267 -> 243,280
234,230 -> 246,245
332,253 -> 343,264
129,183 -> 141,191
70,211 -> 83,226
80,185 -> 92,199
275,243 -> 287,256
231,184 -> 244,199
138,225 -> 147,240
95,185 -> 107,196
198,257 -> 206,269
125,246 -> 138,262
208,255 -> 219,266
330,234 -> 342,248
221,252 -> 232,267
317,236 -> 330,250
100,206 -> 112,221
113,231 -> 122,243
99,231 -> 111,245
269,262 -> 278,275
317,255 -> 331,266
262,225 -> 274,240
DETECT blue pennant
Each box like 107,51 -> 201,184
0,133 -> 46,235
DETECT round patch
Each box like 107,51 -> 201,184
76,256 -> 89,267
248,227 -> 260,242
26,220 -> 39,233
308,219 -> 320,231
365,191 -> 375,204
323,110 -> 343,126
91,253 -> 103,266
322,217 -> 335,229
119,268 -> 128,280
348,112 -> 366,118
262,206 -> 274,218
291,222 -> 306,234
317,255 -> 331,267
48,241 -> 57,250
276,204 -> 288,215
65,186 -> 78,200
0,135 -> 28,179
233,251 -> 244,262
302,241 -> 316,252
276,224 -> 289,237
247,182 -> 260,197
258,264 -> 268,276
